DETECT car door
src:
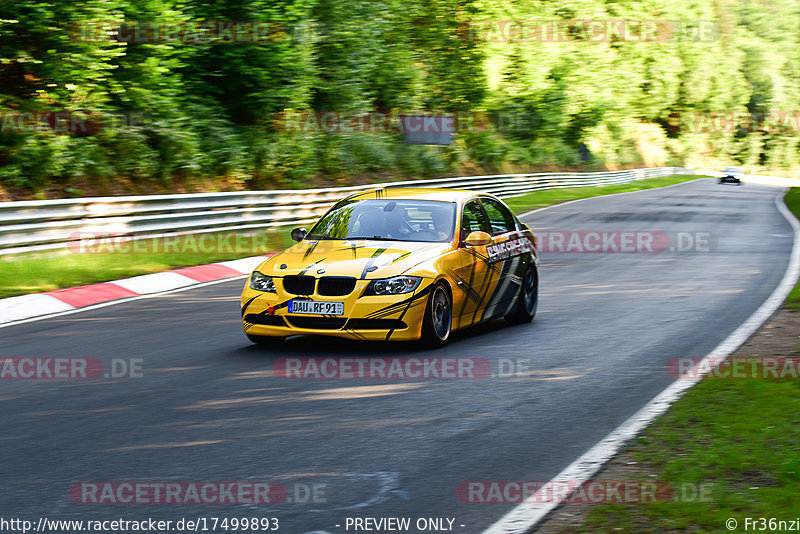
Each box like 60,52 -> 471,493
479,197 -> 524,318
453,198 -> 497,328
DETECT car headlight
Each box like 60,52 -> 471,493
249,271 -> 276,292
365,276 -> 422,295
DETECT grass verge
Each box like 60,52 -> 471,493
503,174 -> 704,213
0,174 -> 706,299
575,376 -> 800,532
784,188 -> 800,309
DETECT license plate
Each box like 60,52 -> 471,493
288,300 -> 344,316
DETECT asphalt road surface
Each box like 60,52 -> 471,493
0,178 -> 794,533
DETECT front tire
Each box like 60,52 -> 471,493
505,266 -> 538,325
421,282 -> 452,348
246,334 -> 285,347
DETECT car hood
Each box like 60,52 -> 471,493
256,239 -> 453,279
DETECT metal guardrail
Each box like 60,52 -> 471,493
0,167 -> 697,255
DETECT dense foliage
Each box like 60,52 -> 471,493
1,0 -> 798,196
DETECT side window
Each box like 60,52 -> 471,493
461,200 -> 489,238
481,198 -> 516,235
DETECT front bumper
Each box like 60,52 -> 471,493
241,278 -> 431,341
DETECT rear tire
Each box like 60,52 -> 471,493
421,282 -> 452,348
246,334 -> 285,346
505,266 -> 538,325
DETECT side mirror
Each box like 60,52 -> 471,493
464,231 -> 492,247
290,227 -> 307,242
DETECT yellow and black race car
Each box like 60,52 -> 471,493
241,188 -> 538,347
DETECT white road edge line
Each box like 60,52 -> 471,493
483,189 -> 800,534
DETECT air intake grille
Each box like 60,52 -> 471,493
285,317 -> 347,330
282,275 -> 315,295
318,277 -> 357,296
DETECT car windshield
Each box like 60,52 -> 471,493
307,199 -> 456,242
